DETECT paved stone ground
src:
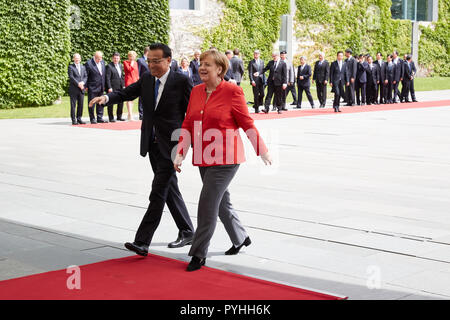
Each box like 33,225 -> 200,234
1,90 -> 450,300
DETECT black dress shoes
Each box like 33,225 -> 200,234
124,242 -> 148,256
77,119 -> 85,125
168,235 -> 193,248
72,120 -> 78,125
90,119 -> 97,124
225,236 -> 251,255
277,110 -> 282,114
97,118 -> 108,123
262,108 -> 269,114
109,118 -> 116,123
186,256 -> 206,271
117,117 -> 125,121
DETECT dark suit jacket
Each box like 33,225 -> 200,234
384,62 -> 395,82
85,58 -> 106,93
189,59 -> 201,86
263,60 -> 287,86
230,56 -> 244,83
171,60 -> 179,73
375,60 -> 386,82
393,59 -> 402,82
248,59 -> 265,83
329,60 -> 347,86
366,64 -> 380,85
137,56 -> 149,78
356,61 -> 368,83
107,70 -> 193,158
313,60 -> 329,84
296,64 -> 312,87
68,63 -> 87,95
403,61 -> 414,79
105,62 -> 125,91
345,56 -> 357,83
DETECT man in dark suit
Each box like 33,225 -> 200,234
296,56 -> 314,109
280,51 -> 297,108
137,47 -> 150,120
263,52 -> 287,114
224,50 -> 236,83
366,56 -> 380,105
383,54 -> 395,104
190,50 -> 202,86
230,48 -> 244,86
248,49 -> 265,113
409,57 -> 418,102
68,53 -> 87,125
344,49 -> 357,106
170,59 -> 179,73
375,52 -> 386,104
392,51 -> 403,103
329,51 -> 347,112
85,51 -> 107,124
89,43 -> 195,255
312,52 -> 329,108
355,54 -> 368,106
105,52 -> 125,122
401,55 -> 414,103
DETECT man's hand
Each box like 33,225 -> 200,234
173,153 -> 185,173
78,82 -> 84,90
108,88 -> 113,93
351,78 -> 355,84
282,84 -> 287,90
89,96 -> 107,107
300,76 -> 304,80
346,82 -> 350,86
324,80 -> 327,85
251,81 -> 256,87
384,80 -> 388,84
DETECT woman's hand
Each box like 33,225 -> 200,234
261,151 -> 272,166
174,153 -> 185,173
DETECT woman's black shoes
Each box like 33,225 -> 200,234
186,256 -> 206,271
225,236 -> 251,255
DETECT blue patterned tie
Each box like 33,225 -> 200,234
154,79 -> 161,109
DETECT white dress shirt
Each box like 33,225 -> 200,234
154,68 -> 170,110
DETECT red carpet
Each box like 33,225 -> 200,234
76,100 -> 450,131
0,254 -> 344,300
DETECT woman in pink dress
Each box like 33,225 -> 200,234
123,51 -> 139,120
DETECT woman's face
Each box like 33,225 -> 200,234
199,55 -> 222,84
128,54 -> 135,61
181,59 -> 188,68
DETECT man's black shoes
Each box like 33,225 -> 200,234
225,236 -> 251,255
168,235 -> 193,248
124,242 -> 149,256
186,256 -> 205,272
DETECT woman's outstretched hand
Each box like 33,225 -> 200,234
261,151 -> 273,166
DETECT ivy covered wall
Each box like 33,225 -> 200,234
294,0 -> 411,65
419,0 -> 449,76
201,0 -> 290,62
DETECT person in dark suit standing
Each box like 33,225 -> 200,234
355,54 -> 368,106
248,49 -> 265,113
366,56 -> 380,105
409,57 -> 418,102
68,53 -> 87,125
137,47 -> 150,120
170,59 -> 179,73
312,52 -> 329,108
280,51 -> 297,108
375,52 -> 385,104
85,51 -> 107,123
224,50 -> 236,83
296,56 -> 314,109
344,49 -> 357,106
383,54 -> 395,104
105,52 -> 125,122
190,50 -> 202,86
230,48 -> 244,86
392,51 -> 403,103
262,52 -> 287,114
89,43 -> 195,255
329,51 -> 347,112
401,55 -> 414,103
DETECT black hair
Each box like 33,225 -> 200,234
112,52 -> 120,57
337,51 -> 344,56
345,49 -> 352,54
149,43 -> 172,58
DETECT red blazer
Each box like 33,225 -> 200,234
178,80 -> 268,167
123,60 -> 139,87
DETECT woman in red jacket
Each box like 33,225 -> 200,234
123,51 -> 139,120
174,49 -> 272,271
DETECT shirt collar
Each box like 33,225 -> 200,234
156,68 -> 170,85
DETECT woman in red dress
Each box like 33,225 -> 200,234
123,51 -> 139,120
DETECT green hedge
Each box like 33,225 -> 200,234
0,0 -> 71,109
70,0 -> 170,63
200,0 -> 290,63
419,0 -> 450,76
294,0 -> 411,65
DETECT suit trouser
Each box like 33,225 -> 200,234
384,82 -> 393,102
316,82 -> 327,106
297,84 -> 314,107
69,91 -> 84,121
273,85 -> 284,111
346,82 -> 356,104
377,82 -> 385,103
107,100 -> 123,120
367,82 -> 377,103
355,82 -> 366,105
138,97 -> 144,118
410,79 -> 416,100
285,84 -> 297,103
333,82 -> 345,108
393,81 -> 401,102
189,164 -> 247,259
134,142 -> 195,245
252,78 -> 265,109
87,90 -> 105,121
401,79 -> 411,101
264,83 -> 275,110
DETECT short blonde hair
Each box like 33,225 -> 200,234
128,51 -> 137,59
200,49 -> 228,79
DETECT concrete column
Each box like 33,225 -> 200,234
411,21 -> 419,63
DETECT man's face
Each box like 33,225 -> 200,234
368,57 -> 373,64
94,53 -> 102,64
376,53 -> 382,60
337,53 -> 344,61
254,52 -> 260,60
319,54 -> 324,61
345,52 -> 351,58
148,49 -> 171,78
226,53 -> 232,60
280,53 -> 286,60
272,54 -> 279,61
194,51 -> 200,60
300,58 -> 305,65
73,55 -> 81,64
112,55 -> 120,64
393,52 -> 398,59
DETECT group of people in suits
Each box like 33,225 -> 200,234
88,44 -> 272,272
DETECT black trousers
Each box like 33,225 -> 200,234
134,142 -> 195,245
87,90 -> 105,121
333,82 -> 345,108
346,82 -> 356,105
377,82 -> 385,103
410,79 -> 416,101
138,97 -> 144,118
384,82 -> 393,103
366,82 -> 377,104
106,101 -> 123,120
355,82 -> 366,105
252,78 -> 265,110
284,83 -> 297,104
316,82 -> 327,106
393,81 -> 401,102
264,83 -> 275,110
69,90 -> 84,121
297,84 -> 314,107
273,85 -> 284,111
401,79 -> 412,101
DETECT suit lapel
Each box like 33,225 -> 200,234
156,71 -> 173,112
